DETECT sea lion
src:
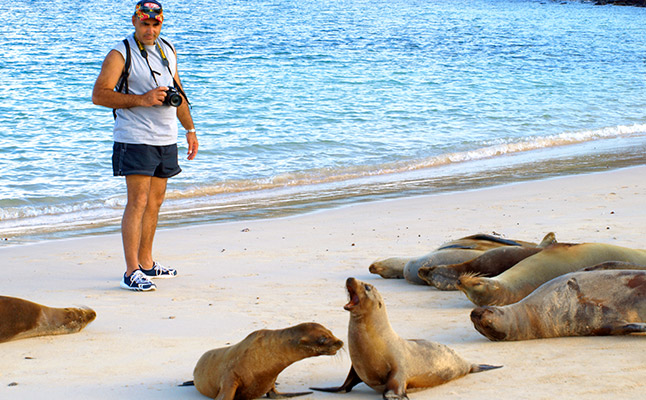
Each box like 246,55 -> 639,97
457,242 -> 646,306
369,233 -> 537,285
0,296 -> 96,343
470,269 -> 646,341
419,232 -> 556,291
311,278 -> 501,399
184,322 -> 343,400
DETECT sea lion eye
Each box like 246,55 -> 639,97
317,337 -> 328,345
364,284 -> 372,291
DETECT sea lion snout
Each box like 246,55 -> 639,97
60,307 -> 97,333
344,277 -> 361,311
417,265 -> 435,280
294,323 -> 344,356
470,307 -> 507,341
344,278 -> 383,312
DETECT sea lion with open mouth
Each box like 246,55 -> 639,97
312,278 -> 501,399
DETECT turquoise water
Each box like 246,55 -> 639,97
1,0 -> 645,244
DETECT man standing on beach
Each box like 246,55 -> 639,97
92,0 -> 198,291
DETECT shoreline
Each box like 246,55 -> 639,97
4,136 -> 646,246
1,166 -> 645,399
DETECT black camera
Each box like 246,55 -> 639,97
163,87 -> 183,107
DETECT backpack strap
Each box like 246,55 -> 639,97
113,38 -> 131,119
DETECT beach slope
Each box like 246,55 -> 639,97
1,166 -> 645,399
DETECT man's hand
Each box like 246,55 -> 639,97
186,132 -> 198,160
140,86 -> 169,107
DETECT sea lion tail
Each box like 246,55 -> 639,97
267,391 -> 313,399
470,364 -> 503,373
178,380 -> 195,386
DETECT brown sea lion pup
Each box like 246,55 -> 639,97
0,296 -> 96,343
419,232 -> 556,290
369,233 -> 537,285
456,242 -> 646,307
182,322 -> 343,400
470,270 -> 646,341
311,278 -> 501,399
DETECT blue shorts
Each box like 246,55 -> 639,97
112,142 -> 181,178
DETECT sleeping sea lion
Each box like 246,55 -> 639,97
369,233 -> 537,285
457,242 -> 646,306
419,232 -> 556,290
0,296 -> 96,343
184,322 -> 343,400
311,278 -> 501,399
470,269 -> 646,341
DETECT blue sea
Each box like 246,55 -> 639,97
1,0 -> 645,245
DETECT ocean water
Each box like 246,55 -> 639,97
1,0 -> 645,245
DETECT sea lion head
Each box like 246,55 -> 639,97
59,306 -> 97,333
290,322 -> 344,356
470,306 -> 509,341
417,265 -> 434,284
456,274 -> 502,306
344,277 -> 385,315
419,265 -> 460,291
368,258 -> 405,279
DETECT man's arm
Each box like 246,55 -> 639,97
174,68 -> 199,160
92,49 -> 168,109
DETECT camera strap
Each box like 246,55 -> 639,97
134,37 -> 191,108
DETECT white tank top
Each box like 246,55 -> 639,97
112,33 -> 179,146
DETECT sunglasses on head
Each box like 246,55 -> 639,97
137,1 -> 162,13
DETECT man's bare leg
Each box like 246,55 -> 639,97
138,176 -> 168,270
122,175 -> 153,276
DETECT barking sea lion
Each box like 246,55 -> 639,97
183,322 -> 343,399
470,270 -> 646,341
0,296 -> 96,343
311,278 -> 501,399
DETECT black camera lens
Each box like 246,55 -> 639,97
163,87 -> 183,107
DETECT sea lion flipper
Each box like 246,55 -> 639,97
609,323 -> 646,335
538,232 -> 557,248
266,389 -> 313,399
470,364 -> 503,373
310,365 -> 363,393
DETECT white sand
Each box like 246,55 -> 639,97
1,166 -> 645,399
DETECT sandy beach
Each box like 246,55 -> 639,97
1,166 -> 645,399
